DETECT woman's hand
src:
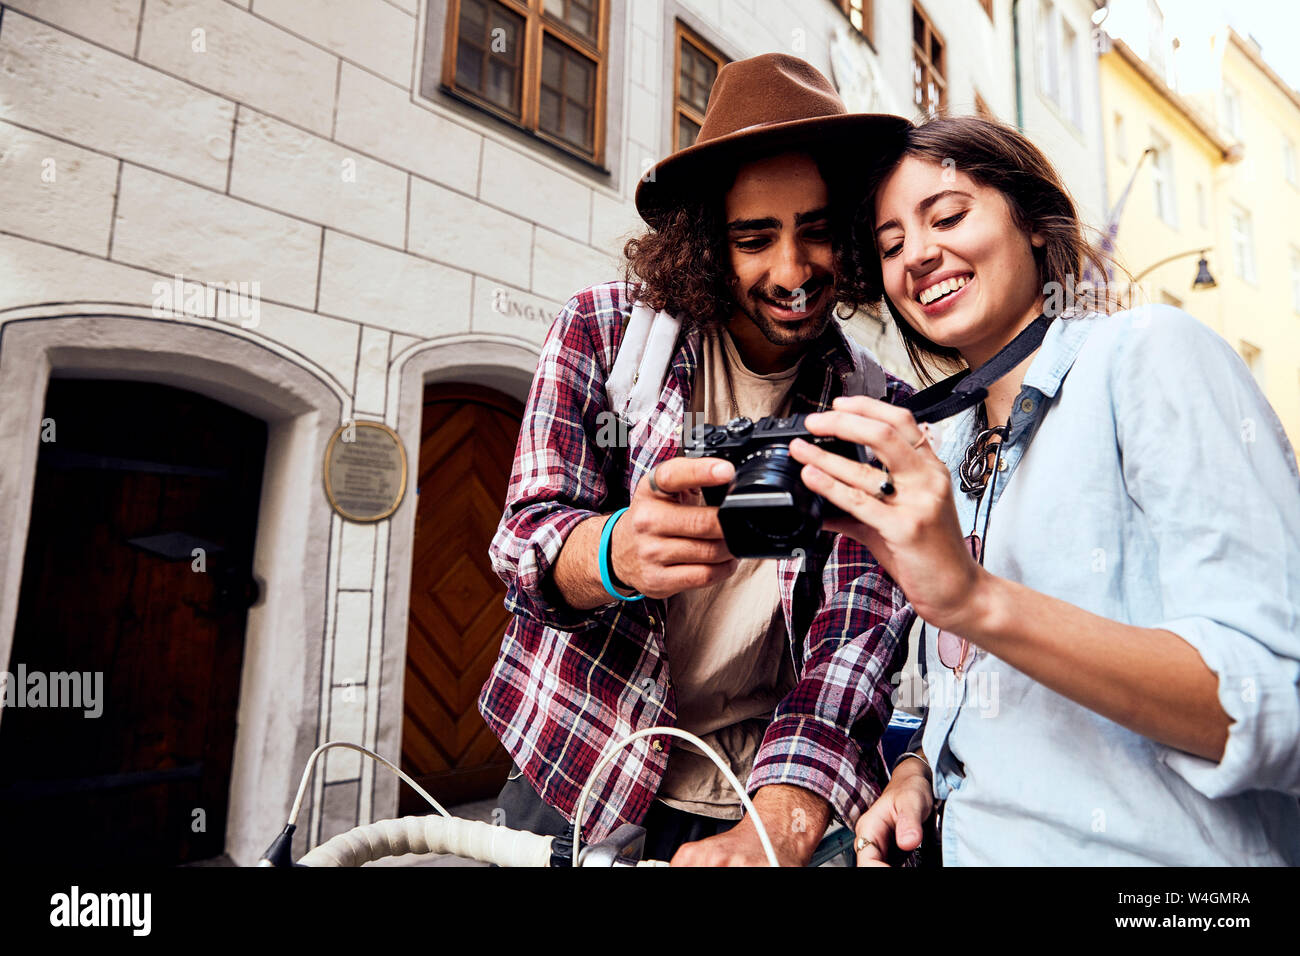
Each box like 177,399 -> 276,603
789,395 -> 988,635
854,756 -> 935,867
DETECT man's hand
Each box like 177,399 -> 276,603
608,457 -> 740,599
549,457 -> 739,610
853,755 -> 934,867
670,785 -> 830,867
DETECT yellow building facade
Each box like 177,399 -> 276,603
1100,30 -> 1300,450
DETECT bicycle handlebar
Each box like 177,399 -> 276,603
298,815 -> 557,867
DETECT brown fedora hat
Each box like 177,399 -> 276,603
635,53 -> 911,220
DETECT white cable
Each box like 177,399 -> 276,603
287,740 -> 451,828
570,727 -> 779,867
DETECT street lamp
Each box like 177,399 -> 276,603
1192,255 -> 1217,289
1128,248 -> 1216,292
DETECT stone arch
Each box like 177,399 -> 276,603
0,307 -> 345,864
372,335 -> 540,817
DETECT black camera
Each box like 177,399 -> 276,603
682,414 -> 868,559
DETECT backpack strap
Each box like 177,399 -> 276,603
606,303 -> 887,419
605,301 -> 683,424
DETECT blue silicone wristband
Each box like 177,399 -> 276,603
599,507 -> 643,602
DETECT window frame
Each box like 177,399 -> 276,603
837,0 -> 875,47
1221,81 -> 1241,140
672,19 -> 728,154
1036,0 -> 1059,106
1036,0 -> 1082,128
440,0 -> 610,165
1149,128 -> 1176,228
1230,202 -> 1257,284
1239,339 -> 1265,390
912,1 -> 947,118
1059,15 -> 1080,126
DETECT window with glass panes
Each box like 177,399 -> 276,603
912,2 -> 946,118
1060,17 -> 1080,125
674,22 -> 727,152
1222,81 -> 1241,139
1230,203 -> 1256,283
442,0 -> 607,163
839,0 -> 874,45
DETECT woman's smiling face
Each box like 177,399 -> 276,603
873,156 -> 1046,366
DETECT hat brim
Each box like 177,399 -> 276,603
634,112 -> 913,222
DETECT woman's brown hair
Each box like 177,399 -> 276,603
854,116 -> 1119,384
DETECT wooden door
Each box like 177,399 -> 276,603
0,379 -> 265,865
400,384 -> 522,812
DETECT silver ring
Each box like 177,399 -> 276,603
647,465 -> 664,496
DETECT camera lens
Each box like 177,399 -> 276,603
719,445 -> 822,555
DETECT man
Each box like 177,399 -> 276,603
480,53 -> 915,865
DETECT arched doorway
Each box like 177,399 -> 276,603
399,383 -> 523,812
0,311 -> 343,865
0,378 -> 265,864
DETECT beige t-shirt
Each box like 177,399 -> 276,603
656,328 -> 802,819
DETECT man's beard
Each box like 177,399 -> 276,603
733,277 -> 837,349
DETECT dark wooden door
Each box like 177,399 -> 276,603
400,384 -> 521,812
0,379 -> 265,865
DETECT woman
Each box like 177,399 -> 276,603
789,116 -> 1300,865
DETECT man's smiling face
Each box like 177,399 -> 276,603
723,152 -> 837,372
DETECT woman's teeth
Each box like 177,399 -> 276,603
918,275 -> 970,306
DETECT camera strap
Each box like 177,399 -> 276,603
902,313 -> 1053,425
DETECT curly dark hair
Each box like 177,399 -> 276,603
622,148 -> 886,333
850,115 -> 1120,384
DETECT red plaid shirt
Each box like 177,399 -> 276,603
480,281 -> 915,842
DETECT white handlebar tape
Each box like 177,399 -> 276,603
298,815 -> 555,867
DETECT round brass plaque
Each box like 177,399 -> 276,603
323,420 -> 408,522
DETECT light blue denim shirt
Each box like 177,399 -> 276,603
917,304 -> 1300,865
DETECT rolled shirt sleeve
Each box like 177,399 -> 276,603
747,533 -> 914,825
488,293 -> 620,633
1114,305 -> 1300,797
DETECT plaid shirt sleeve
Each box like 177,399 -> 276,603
488,288 -> 623,633
747,375 -> 917,828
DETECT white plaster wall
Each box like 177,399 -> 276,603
1016,0 -> 1110,230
